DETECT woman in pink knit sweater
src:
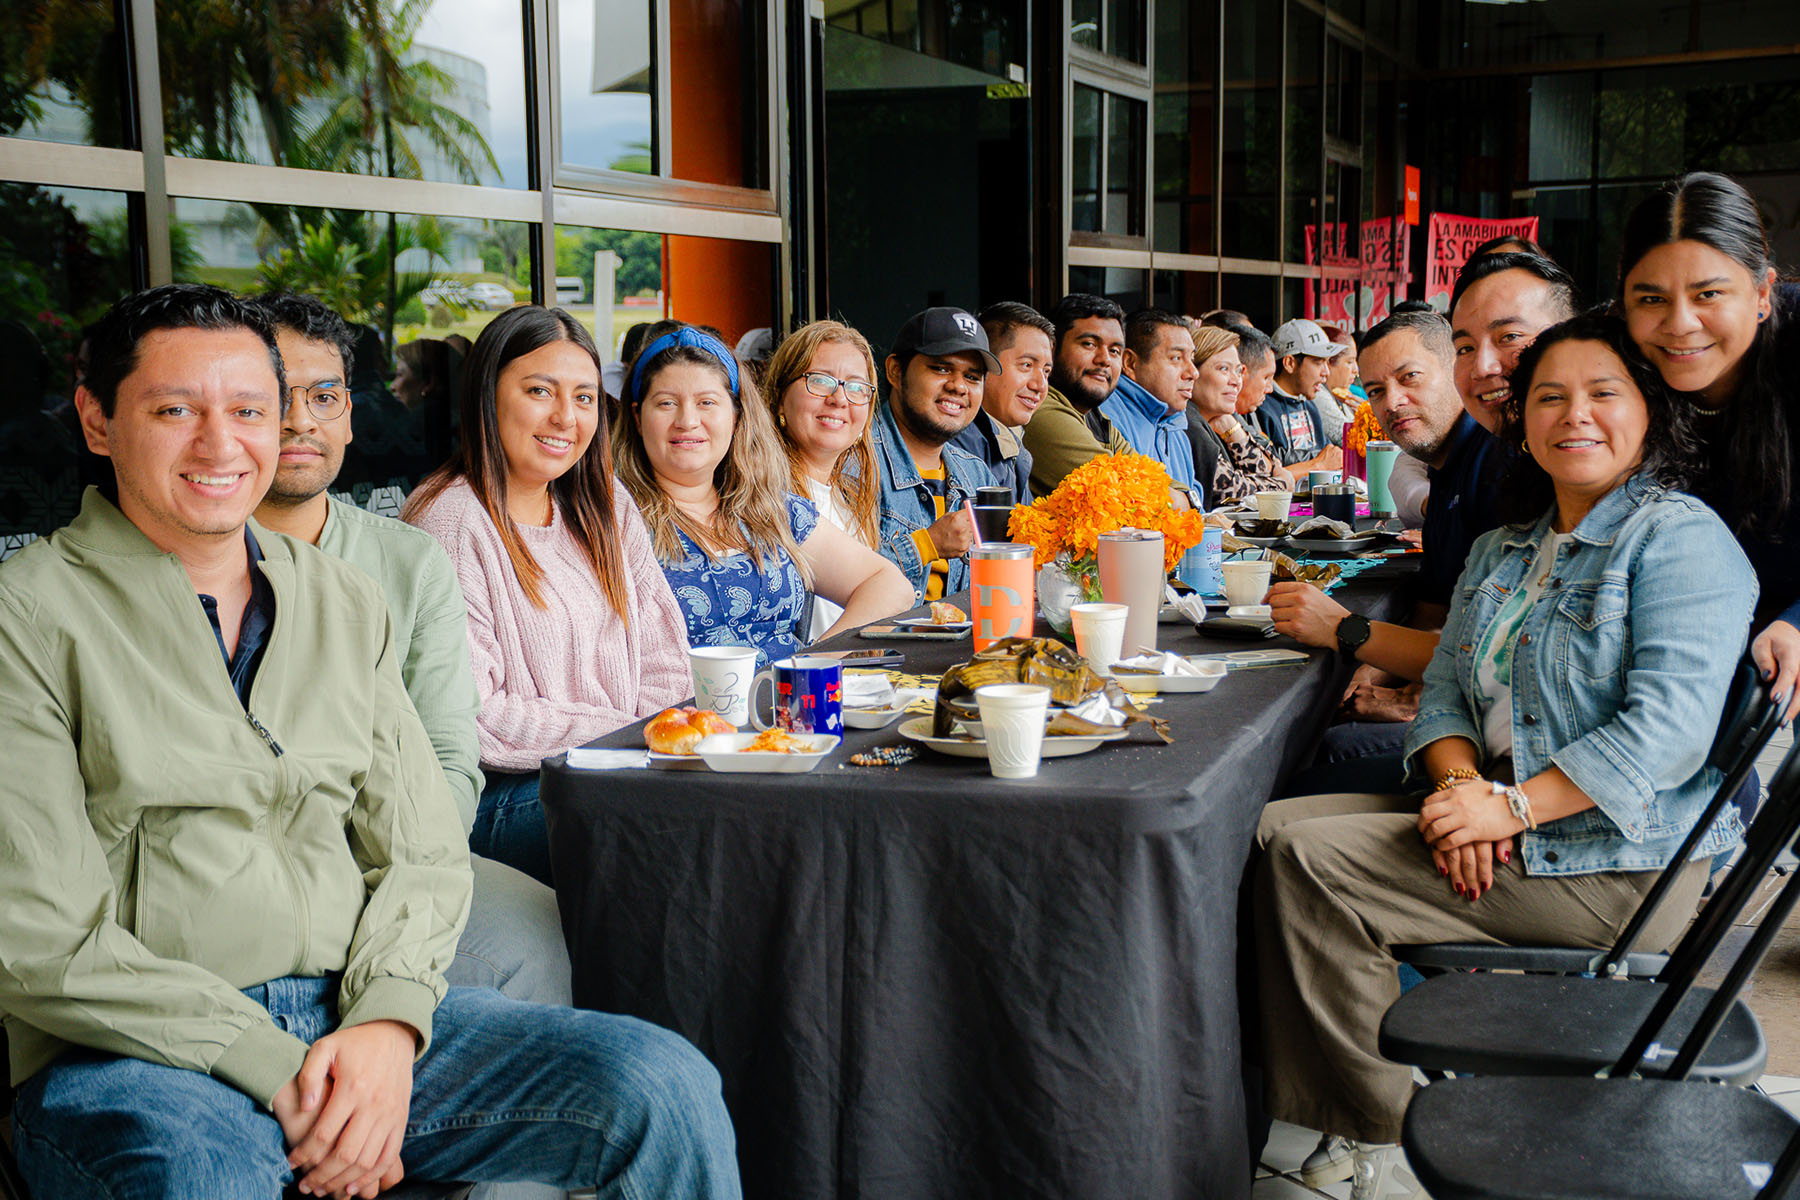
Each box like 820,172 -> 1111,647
404,306 -> 690,884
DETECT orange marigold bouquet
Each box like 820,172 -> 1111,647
1344,401 -> 1383,457
1007,453 -> 1209,587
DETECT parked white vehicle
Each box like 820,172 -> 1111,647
466,282 -> 518,310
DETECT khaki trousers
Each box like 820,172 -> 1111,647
1251,792 -> 1708,1144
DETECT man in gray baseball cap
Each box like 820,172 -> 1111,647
1263,318 -> 1346,474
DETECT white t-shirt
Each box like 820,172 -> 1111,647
804,475 -> 858,642
1474,531 -> 1569,758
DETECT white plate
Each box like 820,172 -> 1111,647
1111,659 -> 1227,693
897,716 -> 1125,759
1233,534 -> 1289,549
692,731 -> 840,773
891,617 -> 973,633
1225,604 -> 1272,620
646,750 -> 711,770
843,705 -> 909,730
1287,533 -> 1389,553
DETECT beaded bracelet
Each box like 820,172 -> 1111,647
1434,767 -> 1484,793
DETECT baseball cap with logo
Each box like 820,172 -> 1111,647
1272,318 -> 1349,361
890,307 -> 1001,374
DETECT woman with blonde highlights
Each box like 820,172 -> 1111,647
614,325 -> 912,664
405,305 -> 690,884
763,321 -> 883,639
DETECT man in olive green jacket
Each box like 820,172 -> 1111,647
0,285 -> 738,1200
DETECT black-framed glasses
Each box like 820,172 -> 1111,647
285,383 -> 349,421
801,372 -> 876,405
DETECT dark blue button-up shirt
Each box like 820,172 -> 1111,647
197,528 -> 277,707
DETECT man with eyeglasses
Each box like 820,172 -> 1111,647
251,293 -> 577,1200
870,306 -> 999,601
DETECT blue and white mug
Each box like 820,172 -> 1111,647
750,655 -> 844,735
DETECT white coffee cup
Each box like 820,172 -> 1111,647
689,646 -> 758,727
1069,602 -> 1129,676
974,683 -> 1052,779
1222,559 -> 1274,608
1255,490 -> 1294,520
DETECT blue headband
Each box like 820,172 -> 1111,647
628,328 -> 741,405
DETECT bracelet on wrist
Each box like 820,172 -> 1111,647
1491,779 -> 1536,830
1434,768 -> 1483,793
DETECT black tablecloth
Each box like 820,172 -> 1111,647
542,571 -> 1411,1200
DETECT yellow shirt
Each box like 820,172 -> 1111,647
907,465 -> 951,600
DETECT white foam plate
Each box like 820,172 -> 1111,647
1225,605 -> 1272,620
1111,658 -> 1227,693
692,731 -> 840,773
897,717 -> 1124,760
843,704 -> 909,730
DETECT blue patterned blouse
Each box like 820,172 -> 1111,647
661,493 -> 820,666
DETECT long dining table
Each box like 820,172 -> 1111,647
540,564 -> 1413,1200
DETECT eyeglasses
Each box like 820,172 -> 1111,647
285,383 -> 349,421
801,372 -> 876,405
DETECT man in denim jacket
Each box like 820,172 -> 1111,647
872,307 -> 999,601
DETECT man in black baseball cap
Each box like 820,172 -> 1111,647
869,307 -> 999,601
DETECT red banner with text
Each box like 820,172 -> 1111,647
1303,218 -> 1413,331
1424,213 -> 1541,310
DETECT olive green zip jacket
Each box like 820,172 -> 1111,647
0,490 -> 472,1108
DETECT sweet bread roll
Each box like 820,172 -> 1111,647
646,706 -> 737,754
930,601 -> 967,624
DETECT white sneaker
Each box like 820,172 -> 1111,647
1300,1133 -> 1353,1188
1350,1142 -> 1423,1200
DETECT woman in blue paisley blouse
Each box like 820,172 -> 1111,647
613,326 -> 913,664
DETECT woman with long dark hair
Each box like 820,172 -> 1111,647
404,305 -> 689,884
1617,171 -> 1800,722
1254,314 -> 1755,1196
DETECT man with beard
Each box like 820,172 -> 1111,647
1266,313 -> 1508,799
1021,293 -> 1134,496
871,306 -> 998,601
949,301 -> 1055,505
1450,250 -> 1579,434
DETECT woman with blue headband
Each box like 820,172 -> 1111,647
614,325 -> 913,664
405,306 -> 692,884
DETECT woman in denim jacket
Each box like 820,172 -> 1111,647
1251,313 -> 1756,1196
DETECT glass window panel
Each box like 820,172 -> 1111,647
0,183 -> 134,551
1071,0 -> 1102,53
664,234 -> 776,348
171,197 -> 535,493
1153,0 -> 1215,254
827,0 -> 1025,77
1152,269 -> 1216,319
553,224 -> 666,363
559,0 -> 769,188
1220,0 -> 1282,261
1285,1 -> 1322,262
1069,265 -> 1147,312
2,4 -> 132,147
1325,37 -> 1360,145
1104,92 -> 1145,236
1431,0 -> 1792,70
1071,84 -> 1103,232
1219,273 -> 1276,330
1103,0 -> 1146,64
156,0 -> 528,188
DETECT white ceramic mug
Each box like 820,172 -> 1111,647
1069,602 -> 1129,676
1254,490 -> 1294,521
974,683 -> 1052,780
1222,559 -> 1273,608
690,646 -> 759,727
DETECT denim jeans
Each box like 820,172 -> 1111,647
473,770 -> 552,886
452,855 -> 573,1200
13,976 -> 741,1200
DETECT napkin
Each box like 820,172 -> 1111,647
843,672 -> 898,709
1115,652 -> 1206,677
1292,515 -> 1357,539
566,747 -> 651,770
1065,691 -> 1127,727
1164,583 -> 1207,623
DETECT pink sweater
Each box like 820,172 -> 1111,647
407,477 -> 691,770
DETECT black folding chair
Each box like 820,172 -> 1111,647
1399,741 -> 1800,1199
1393,652 -> 1780,980
1378,658 -> 1786,1083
